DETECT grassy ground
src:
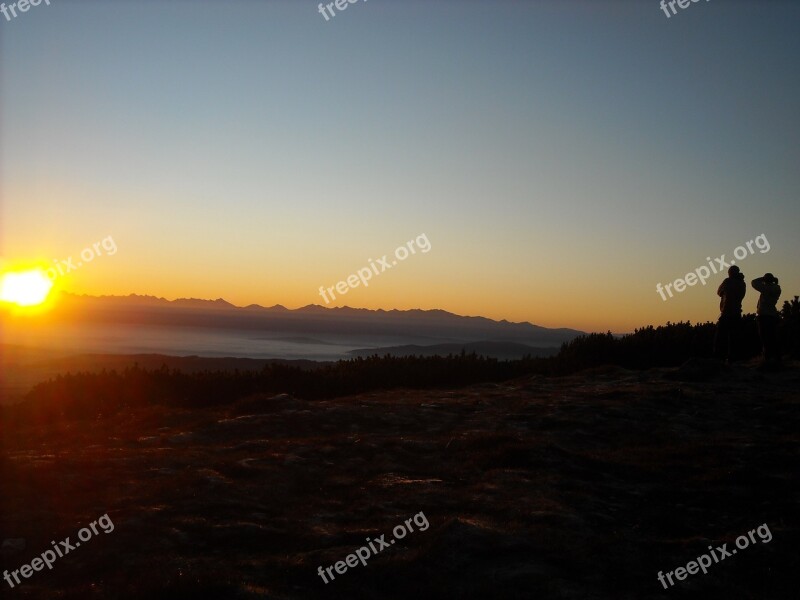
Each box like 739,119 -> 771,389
1,360 -> 798,599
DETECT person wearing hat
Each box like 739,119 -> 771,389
714,265 -> 746,364
752,272 -> 782,366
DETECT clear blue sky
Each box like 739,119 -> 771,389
2,0 -> 798,331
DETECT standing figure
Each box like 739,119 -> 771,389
752,273 -> 782,366
714,265 -> 746,364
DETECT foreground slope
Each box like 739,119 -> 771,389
1,361 -> 798,599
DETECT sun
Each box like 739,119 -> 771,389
0,269 -> 54,307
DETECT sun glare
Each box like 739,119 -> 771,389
0,269 -> 54,307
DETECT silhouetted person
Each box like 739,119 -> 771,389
752,273 -> 782,366
714,265 -> 746,364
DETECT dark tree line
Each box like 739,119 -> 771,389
7,297 -> 798,421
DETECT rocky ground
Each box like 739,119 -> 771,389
1,359 -> 799,599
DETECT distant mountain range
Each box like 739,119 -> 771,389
45,293 -> 584,348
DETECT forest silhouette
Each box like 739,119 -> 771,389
9,296 -> 799,422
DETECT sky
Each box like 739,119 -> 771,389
1,0 -> 798,332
